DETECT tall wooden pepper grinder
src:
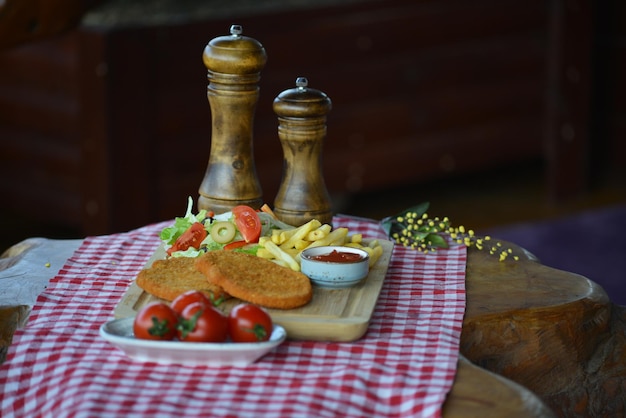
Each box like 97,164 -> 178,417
198,24 -> 266,214
273,77 -> 333,226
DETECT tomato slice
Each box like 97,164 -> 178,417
232,205 -> 261,243
167,222 -> 207,256
224,240 -> 247,250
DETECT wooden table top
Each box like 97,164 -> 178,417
1,238 -> 624,417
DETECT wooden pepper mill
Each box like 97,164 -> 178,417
273,77 -> 333,226
198,24 -> 266,214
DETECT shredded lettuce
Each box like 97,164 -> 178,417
159,197 -> 209,245
258,212 -> 293,236
234,244 -> 260,256
170,247 -> 202,258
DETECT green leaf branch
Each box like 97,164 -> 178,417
381,202 -> 519,261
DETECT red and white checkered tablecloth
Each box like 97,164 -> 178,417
0,215 -> 466,418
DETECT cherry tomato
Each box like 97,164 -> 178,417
228,304 -> 273,343
167,222 -> 207,256
170,290 -> 212,316
224,240 -> 247,250
232,205 -> 261,243
177,302 -> 228,343
133,302 -> 178,341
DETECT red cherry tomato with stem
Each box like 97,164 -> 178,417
228,304 -> 273,342
232,206 -> 261,243
177,302 -> 228,343
133,302 -> 178,341
170,290 -> 212,316
167,222 -> 207,256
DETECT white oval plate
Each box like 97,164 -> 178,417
100,317 -> 286,366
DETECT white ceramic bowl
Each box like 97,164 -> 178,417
300,246 -> 370,288
100,317 -> 286,366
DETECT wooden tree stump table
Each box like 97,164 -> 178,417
1,238 -> 624,416
461,243 -> 626,417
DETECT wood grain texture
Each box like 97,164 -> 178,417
0,0 -> 96,50
197,26 -> 266,214
461,243 -> 626,417
0,305 -> 29,364
443,355 -> 555,418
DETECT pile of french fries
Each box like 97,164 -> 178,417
257,219 -> 384,272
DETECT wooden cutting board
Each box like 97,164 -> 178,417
114,239 -> 394,342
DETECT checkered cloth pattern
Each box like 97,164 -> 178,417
0,215 -> 466,418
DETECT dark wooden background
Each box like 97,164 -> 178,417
0,0 -> 624,237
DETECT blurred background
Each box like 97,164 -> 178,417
1,0 -> 625,300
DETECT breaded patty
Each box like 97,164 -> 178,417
195,250 -> 312,309
136,256 -> 229,301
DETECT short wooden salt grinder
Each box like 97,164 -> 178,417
198,24 -> 266,214
273,77 -> 333,226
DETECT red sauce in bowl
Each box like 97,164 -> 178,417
310,249 -> 365,263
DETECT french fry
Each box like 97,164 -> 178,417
368,239 -> 380,248
350,233 -> 363,244
305,227 -> 349,249
343,240 -> 383,267
279,219 -> 321,250
354,245 -> 380,267
271,227 -> 304,245
368,245 -> 384,266
263,240 -> 301,271
270,258 -> 290,269
283,247 -> 300,258
306,224 -> 332,241
256,247 -> 275,260
271,230 -> 285,244
294,239 -> 310,251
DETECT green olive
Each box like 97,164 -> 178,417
210,221 -> 236,244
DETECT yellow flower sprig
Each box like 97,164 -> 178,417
391,211 -> 450,253
445,219 -> 519,261
381,203 -> 519,261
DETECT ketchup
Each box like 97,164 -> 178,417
310,249 -> 364,263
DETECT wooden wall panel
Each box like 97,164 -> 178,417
606,1 -> 626,179
0,35 -> 82,226
5,0 -> 611,236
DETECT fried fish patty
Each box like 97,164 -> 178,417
195,250 -> 312,309
136,256 -> 228,302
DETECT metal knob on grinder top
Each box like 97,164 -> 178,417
273,77 -> 333,226
198,24 -> 266,214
